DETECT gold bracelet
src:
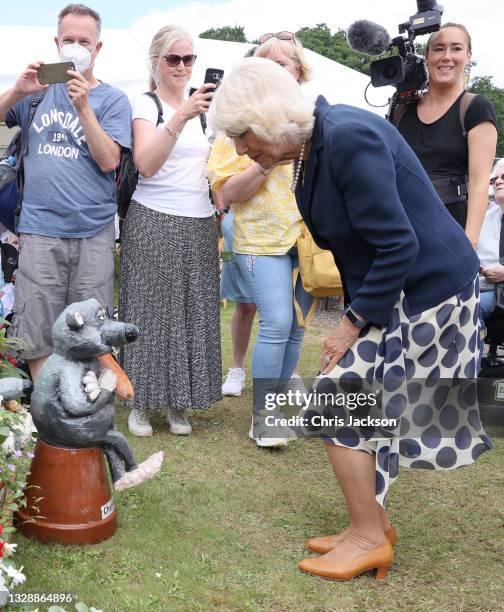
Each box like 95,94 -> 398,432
163,125 -> 180,140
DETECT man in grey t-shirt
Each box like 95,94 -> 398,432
0,4 -> 131,380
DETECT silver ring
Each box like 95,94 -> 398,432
324,356 -> 331,364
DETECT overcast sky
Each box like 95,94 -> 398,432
3,0 -> 503,87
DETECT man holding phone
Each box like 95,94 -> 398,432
0,3 -> 131,381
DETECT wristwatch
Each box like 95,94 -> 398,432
344,306 -> 368,330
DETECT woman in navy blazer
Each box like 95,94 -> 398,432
209,58 -> 491,582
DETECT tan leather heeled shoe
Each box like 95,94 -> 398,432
306,524 -> 397,554
298,541 -> 394,581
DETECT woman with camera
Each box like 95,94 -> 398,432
207,33 -> 314,448
119,25 -> 221,437
395,23 -> 497,247
209,57 -> 491,581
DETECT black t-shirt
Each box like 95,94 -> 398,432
396,92 -> 497,180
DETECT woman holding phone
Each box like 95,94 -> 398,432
120,25 -> 221,437
207,33 -> 314,448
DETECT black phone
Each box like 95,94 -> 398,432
38,62 -> 75,85
204,68 -> 224,90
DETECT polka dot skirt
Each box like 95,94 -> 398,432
315,278 -> 492,506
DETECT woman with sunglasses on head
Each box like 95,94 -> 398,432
119,25 -> 221,437
394,23 -> 497,247
207,32 -> 313,448
476,160 -> 504,344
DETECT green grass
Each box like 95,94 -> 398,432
11,304 -> 504,611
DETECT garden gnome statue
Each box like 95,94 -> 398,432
30,298 -> 163,489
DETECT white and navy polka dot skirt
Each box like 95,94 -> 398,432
314,277 -> 492,506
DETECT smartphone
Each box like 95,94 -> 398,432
204,68 -> 224,90
38,62 -> 75,85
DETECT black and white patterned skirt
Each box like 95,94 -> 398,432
312,277 -> 491,506
119,201 -> 222,412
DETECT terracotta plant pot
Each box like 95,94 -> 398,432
16,440 -> 117,545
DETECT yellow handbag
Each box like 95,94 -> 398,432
293,222 -> 344,327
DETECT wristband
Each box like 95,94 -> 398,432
344,306 -> 368,330
163,126 -> 180,140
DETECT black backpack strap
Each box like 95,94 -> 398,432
18,92 -> 46,162
143,91 -> 164,126
14,91 -> 46,233
459,91 -> 477,138
392,103 -> 408,128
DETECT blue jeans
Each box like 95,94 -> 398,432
235,250 -> 314,412
479,289 -> 495,324
479,289 -> 495,369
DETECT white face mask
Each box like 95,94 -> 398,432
59,43 -> 93,73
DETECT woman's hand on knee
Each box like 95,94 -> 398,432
321,318 -> 360,374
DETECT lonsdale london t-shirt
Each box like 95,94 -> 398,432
6,82 -> 131,238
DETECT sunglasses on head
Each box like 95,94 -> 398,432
163,53 -> 197,67
490,173 -> 504,185
259,31 -> 296,44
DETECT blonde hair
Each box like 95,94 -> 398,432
148,25 -> 193,91
254,36 -> 312,83
209,57 -> 315,146
426,22 -> 472,54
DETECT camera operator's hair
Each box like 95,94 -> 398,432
148,25 -> 193,91
208,57 -> 315,146
58,4 -> 101,38
254,36 -> 312,83
425,22 -> 472,54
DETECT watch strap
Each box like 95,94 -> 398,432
344,306 -> 368,330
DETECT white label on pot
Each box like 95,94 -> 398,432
101,499 -> 115,519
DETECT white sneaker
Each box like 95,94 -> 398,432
222,368 -> 246,396
284,373 -> 310,408
287,373 -> 308,396
166,408 -> 192,435
248,418 -> 288,448
128,409 -> 153,437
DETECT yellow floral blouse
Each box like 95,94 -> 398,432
207,135 -> 303,255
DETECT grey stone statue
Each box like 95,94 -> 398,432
30,299 -> 163,491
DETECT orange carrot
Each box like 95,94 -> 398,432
96,353 -> 135,400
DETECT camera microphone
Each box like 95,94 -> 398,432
347,20 -> 391,56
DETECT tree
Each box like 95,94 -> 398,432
199,25 -> 247,43
295,24 -> 372,74
469,76 -> 504,157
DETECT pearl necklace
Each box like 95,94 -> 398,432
290,141 -> 306,193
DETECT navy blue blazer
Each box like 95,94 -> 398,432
296,96 -> 479,326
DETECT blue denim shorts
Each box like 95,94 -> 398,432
220,211 -> 253,303
220,254 -> 254,303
